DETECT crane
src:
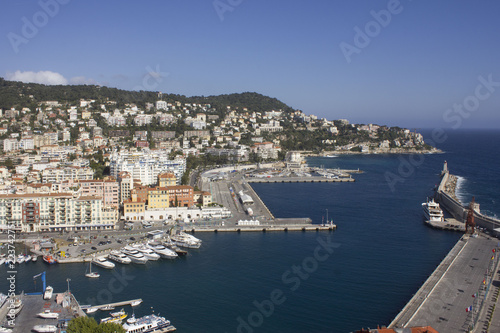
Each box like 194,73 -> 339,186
465,197 -> 476,234
26,271 -> 46,295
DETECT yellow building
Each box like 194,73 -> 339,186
147,187 -> 170,209
158,172 -> 177,187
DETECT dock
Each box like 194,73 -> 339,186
389,232 -> 500,332
81,298 -> 143,312
247,176 -> 354,183
184,224 -> 336,233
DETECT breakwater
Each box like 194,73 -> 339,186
435,163 -> 500,232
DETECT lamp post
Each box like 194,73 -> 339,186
66,278 -> 71,294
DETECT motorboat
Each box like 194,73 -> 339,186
121,314 -> 175,333
422,198 -> 444,222
146,242 -> 178,259
9,298 -> 23,317
101,313 -> 127,324
37,310 -> 59,319
131,299 -> 142,307
85,260 -> 100,278
100,305 -> 115,311
121,247 -> 148,264
43,286 -> 53,300
110,308 -> 126,317
43,255 -> 57,264
86,307 -> 98,314
31,254 -> 38,262
92,256 -> 116,269
162,240 -> 187,256
108,250 -> 132,264
133,245 -> 160,260
170,232 -> 201,249
24,254 -> 31,263
32,325 -> 57,333
16,254 -> 24,264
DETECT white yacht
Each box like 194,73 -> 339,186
92,256 -> 116,269
37,310 -> 59,319
32,325 -> 57,333
171,232 -> 202,249
43,286 -> 53,300
133,245 -> 160,261
121,247 -> 148,264
422,198 -> 444,222
108,250 -> 132,265
121,314 -> 175,333
16,254 -> 25,264
147,242 -> 178,259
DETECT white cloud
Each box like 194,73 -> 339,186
6,70 -> 68,85
5,70 -> 97,86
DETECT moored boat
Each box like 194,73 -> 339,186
101,313 -> 127,324
108,250 -> 132,265
92,256 -> 116,269
121,247 -> 148,264
133,245 -> 160,260
43,255 -> 57,265
86,307 -> 98,314
121,314 -> 175,333
43,286 -> 53,300
422,198 -> 444,222
147,242 -> 178,259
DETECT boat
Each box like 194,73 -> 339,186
121,314 -> 175,333
422,198 -> 444,222
121,247 -> 148,264
32,325 -> 57,333
133,245 -> 160,260
0,327 -> 12,333
86,307 -> 98,314
170,233 -> 201,249
101,313 -> 127,324
110,308 -> 126,317
108,250 -> 132,264
43,286 -> 53,300
92,256 -> 116,269
147,242 -> 178,259
131,300 -> 142,307
0,258 -> 5,265
9,298 -> 23,317
85,260 -> 100,278
100,305 -> 115,311
162,240 -> 187,256
43,255 -> 57,265
16,254 -> 24,264
24,254 -> 31,263
37,310 -> 59,319
31,254 -> 38,262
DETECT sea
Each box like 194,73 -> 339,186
2,129 -> 500,333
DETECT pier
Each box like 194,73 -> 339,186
247,176 -> 354,183
389,162 -> 500,332
81,298 -> 143,312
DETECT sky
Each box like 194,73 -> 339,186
1,0 -> 499,129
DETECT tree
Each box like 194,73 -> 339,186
67,316 -> 98,333
67,317 -> 126,333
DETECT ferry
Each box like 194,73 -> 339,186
108,250 -> 132,265
121,314 -> 176,333
422,198 -> 444,222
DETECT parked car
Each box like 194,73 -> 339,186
91,246 -> 97,250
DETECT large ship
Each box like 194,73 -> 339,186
422,198 -> 444,222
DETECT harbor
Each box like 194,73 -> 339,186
389,162 -> 500,332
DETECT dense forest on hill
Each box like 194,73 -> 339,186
0,78 -> 294,114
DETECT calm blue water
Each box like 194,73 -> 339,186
2,129 -> 499,332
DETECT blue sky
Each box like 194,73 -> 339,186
1,0 -> 499,128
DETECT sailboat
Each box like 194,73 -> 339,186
85,258 -> 100,278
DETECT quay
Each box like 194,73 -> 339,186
389,162 -> 500,332
247,176 -> 354,183
184,224 -> 336,233
81,298 -> 143,312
